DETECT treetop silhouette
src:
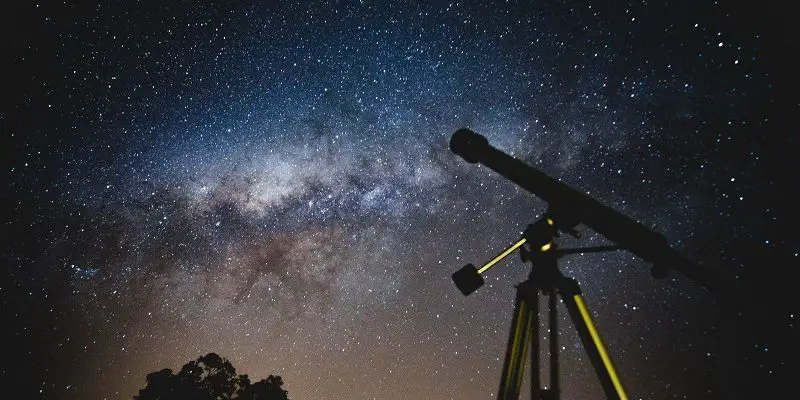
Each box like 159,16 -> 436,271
135,353 -> 288,400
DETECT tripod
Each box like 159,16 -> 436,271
453,215 -> 628,400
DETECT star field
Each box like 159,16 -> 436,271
3,1 -> 795,399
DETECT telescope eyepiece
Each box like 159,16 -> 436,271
450,128 -> 488,164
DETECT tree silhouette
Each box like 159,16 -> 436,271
236,375 -> 288,400
135,353 -> 289,400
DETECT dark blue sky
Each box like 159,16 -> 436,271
3,1 -> 794,398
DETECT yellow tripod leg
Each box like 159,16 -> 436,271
573,295 -> 628,400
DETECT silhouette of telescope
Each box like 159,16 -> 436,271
450,128 -> 718,293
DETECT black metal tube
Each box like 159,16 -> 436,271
450,128 -> 714,292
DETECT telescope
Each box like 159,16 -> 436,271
450,127 -> 719,293
448,128 -> 732,399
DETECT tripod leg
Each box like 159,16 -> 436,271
559,279 -> 628,400
548,289 -> 559,399
498,287 -> 537,400
530,293 -> 540,400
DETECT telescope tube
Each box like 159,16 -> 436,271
450,128 -> 715,292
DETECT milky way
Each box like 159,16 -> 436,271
4,1 -> 794,399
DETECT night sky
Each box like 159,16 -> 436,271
3,1 -> 795,399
